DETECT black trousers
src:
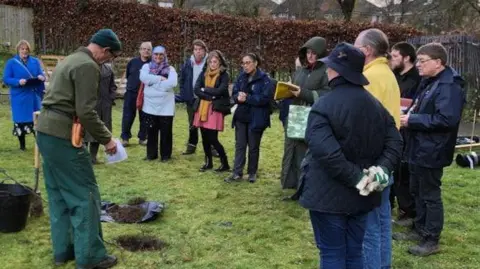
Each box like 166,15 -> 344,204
88,142 -> 100,161
121,91 -> 147,141
200,128 -> 227,162
145,114 -> 173,160
393,161 -> 416,219
409,164 -> 444,241
186,104 -> 198,146
233,122 -> 264,176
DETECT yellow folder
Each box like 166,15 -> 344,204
274,82 -> 300,100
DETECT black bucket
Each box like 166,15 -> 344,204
0,180 -> 32,233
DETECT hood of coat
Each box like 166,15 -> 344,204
299,36 -> 327,66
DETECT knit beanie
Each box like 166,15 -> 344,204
90,29 -> 122,53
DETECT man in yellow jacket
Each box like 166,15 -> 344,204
354,28 -> 401,269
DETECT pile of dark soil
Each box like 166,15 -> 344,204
107,204 -> 146,223
116,235 -> 167,252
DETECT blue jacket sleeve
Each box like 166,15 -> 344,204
232,76 -> 241,104
408,83 -> 465,131
2,59 -> 21,87
305,103 -> 363,188
246,78 -> 273,107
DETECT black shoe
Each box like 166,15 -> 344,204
224,174 -> 242,183
393,231 -> 423,241
248,174 -> 257,183
139,139 -> 147,146
78,255 -> 117,269
394,217 -> 414,227
20,146 -> 26,151
408,240 -> 440,256
182,144 -> 196,155
214,164 -> 230,172
199,163 -> 213,172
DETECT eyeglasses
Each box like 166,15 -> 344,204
416,58 -> 435,65
241,61 -> 252,66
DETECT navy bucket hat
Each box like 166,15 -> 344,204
320,42 -> 369,86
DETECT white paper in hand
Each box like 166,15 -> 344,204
105,139 -> 128,164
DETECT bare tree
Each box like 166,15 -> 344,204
336,0 -> 356,21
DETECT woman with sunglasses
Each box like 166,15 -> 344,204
140,45 -> 178,162
224,53 -> 274,183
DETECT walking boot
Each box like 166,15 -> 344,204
215,155 -> 230,172
408,239 -> 440,256
182,144 -> 196,155
79,255 -> 117,269
199,156 -> 213,172
224,174 -> 242,183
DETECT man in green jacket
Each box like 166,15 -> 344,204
36,29 -> 121,269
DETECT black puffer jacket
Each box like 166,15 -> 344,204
297,77 -> 403,214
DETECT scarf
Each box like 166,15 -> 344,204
149,56 -> 170,77
199,68 -> 221,121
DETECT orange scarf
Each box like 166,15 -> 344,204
199,68 -> 220,121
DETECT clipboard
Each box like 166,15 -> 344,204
274,81 -> 300,100
25,78 -> 43,87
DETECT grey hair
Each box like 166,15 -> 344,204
358,28 -> 389,58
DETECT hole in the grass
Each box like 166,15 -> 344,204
107,204 -> 146,223
116,235 -> 167,252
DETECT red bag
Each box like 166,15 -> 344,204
136,82 -> 145,110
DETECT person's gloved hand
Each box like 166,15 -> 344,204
365,166 -> 390,193
356,169 -> 374,196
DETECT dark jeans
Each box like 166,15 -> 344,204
121,91 -> 147,141
409,164 -> 444,241
200,128 -> 227,161
145,114 -> 173,160
233,122 -> 264,176
186,103 -> 198,146
393,161 -> 416,219
309,210 -> 367,269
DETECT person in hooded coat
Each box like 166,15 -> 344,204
281,37 -> 330,190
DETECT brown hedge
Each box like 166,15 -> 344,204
1,0 -> 422,71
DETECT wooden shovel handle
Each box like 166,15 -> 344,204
34,111 -> 40,169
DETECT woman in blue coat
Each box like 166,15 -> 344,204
2,40 -> 45,150
224,53 -> 273,183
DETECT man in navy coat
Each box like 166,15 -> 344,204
396,42 -> 466,256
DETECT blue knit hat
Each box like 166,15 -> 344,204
90,29 -> 122,54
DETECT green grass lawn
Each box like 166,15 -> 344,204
0,101 -> 478,269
